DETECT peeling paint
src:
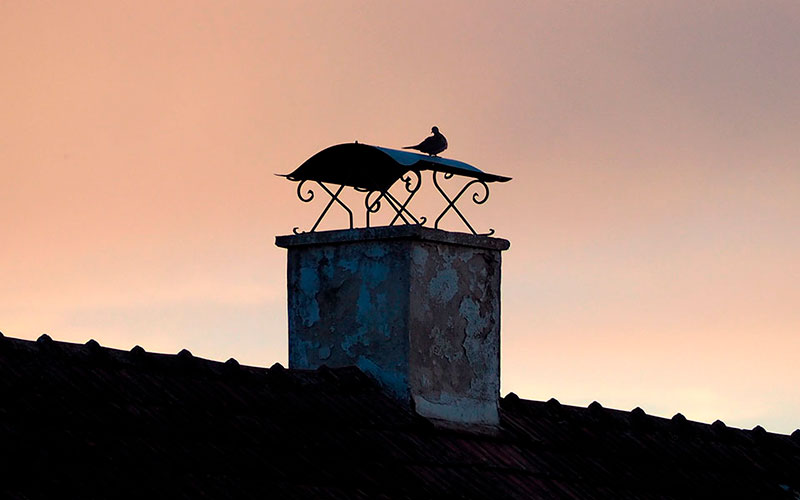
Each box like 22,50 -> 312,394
288,336 -> 317,367
318,345 -> 331,360
278,226 -> 508,427
429,268 -> 459,303
411,246 -> 428,268
339,257 -> 360,273
298,267 -> 320,327
341,326 -> 368,357
459,297 -> 490,339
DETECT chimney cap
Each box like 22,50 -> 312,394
281,143 -> 511,192
277,225 -> 509,251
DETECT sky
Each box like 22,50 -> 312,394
2,1 -> 798,433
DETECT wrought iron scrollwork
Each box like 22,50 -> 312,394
402,170 -> 422,192
432,171 -> 495,236
289,167 -> 500,236
364,170 -> 426,228
283,144 -> 510,235
364,190 -> 383,228
292,180 -> 353,235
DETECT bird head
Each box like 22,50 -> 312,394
431,126 -> 439,134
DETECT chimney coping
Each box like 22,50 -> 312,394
276,226 -> 510,251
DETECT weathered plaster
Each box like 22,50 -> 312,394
408,241 -> 502,425
277,226 -> 509,426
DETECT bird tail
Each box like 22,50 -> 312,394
402,146 -> 416,150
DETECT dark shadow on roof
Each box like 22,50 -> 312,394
1,333 -> 798,499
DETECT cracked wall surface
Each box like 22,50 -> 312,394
286,239 -> 411,400
277,226 -> 509,426
408,242 -> 501,425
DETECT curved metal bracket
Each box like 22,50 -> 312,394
431,171 -> 495,236
292,180 -> 354,234
288,168 -> 499,236
364,170 -> 426,228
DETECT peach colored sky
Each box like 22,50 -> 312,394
2,1 -> 799,433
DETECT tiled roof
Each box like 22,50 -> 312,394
1,332 -> 799,499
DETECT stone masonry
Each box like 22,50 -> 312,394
275,225 -> 509,426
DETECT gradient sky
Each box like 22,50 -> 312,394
2,1 -> 798,433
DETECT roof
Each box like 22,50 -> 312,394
2,332 -> 799,499
282,143 -> 512,191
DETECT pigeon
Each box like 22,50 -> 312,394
403,126 -> 448,156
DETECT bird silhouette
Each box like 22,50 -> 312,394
403,126 -> 448,156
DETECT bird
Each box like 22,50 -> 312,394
403,126 -> 448,156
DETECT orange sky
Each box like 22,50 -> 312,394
2,1 -> 799,433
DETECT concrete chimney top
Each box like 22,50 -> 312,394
276,225 -> 509,427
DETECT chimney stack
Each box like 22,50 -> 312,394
276,225 -> 509,426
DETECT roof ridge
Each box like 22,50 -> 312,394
500,393 -> 799,440
0,332 -> 382,394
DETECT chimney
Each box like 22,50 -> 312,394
276,225 -> 509,426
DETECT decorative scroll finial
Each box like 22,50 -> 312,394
280,143 -> 510,236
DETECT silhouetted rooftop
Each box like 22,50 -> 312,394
2,332 -> 799,499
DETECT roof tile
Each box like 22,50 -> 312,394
0,334 -> 798,499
